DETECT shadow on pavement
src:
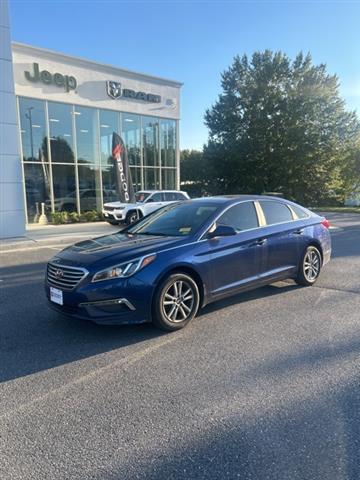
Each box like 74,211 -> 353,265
0,261 -> 163,383
0,262 -> 303,384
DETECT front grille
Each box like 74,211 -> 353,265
104,206 -> 116,211
47,262 -> 88,290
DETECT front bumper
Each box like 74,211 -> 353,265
102,210 -> 126,221
45,276 -> 153,325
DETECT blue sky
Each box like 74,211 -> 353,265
9,0 -> 360,150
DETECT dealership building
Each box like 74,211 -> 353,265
0,0 -> 181,238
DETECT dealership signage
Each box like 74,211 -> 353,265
106,80 -> 161,103
24,63 -> 77,92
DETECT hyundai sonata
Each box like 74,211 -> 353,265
46,196 -> 331,331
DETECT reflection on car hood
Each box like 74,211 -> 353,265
52,232 -> 186,269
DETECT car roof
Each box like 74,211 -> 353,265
188,195 -> 292,206
181,195 -> 300,207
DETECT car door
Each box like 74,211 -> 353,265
144,192 -> 165,213
205,201 -> 267,298
257,200 -> 301,279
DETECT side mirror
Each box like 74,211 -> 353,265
208,224 -> 236,239
146,198 -> 155,203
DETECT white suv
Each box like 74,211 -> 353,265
102,190 -> 190,225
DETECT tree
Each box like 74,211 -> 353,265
204,51 -> 360,204
180,150 -> 206,196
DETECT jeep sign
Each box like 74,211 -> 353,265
24,63 -> 77,92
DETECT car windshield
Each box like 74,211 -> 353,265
135,192 -> 151,203
128,202 -> 218,237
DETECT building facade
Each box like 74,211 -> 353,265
0,0 -> 26,238
12,42 -> 182,224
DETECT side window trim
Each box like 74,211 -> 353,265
254,201 -> 266,227
288,204 -> 298,220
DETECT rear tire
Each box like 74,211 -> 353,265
295,245 -> 322,286
152,273 -> 200,331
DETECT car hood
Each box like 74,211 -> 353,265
51,232 -> 187,270
104,201 -> 139,208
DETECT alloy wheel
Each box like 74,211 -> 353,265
162,280 -> 195,323
303,249 -> 321,282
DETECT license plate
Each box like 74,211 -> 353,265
50,287 -> 63,305
104,212 -> 109,217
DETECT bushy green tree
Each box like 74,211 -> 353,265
204,51 -> 360,204
180,149 -> 212,197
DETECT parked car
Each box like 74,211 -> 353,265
46,195 -> 331,331
45,189 -> 116,212
102,190 -> 190,225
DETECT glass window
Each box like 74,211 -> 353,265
100,109 -> 119,167
101,165 -> 118,203
163,192 -> 177,201
148,193 -> 163,202
143,117 -> 159,167
74,106 -> 99,165
130,167 -> 142,192
135,192 -> 151,203
163,192 -> 186,201
144,168 -> 160,190
217,202 -> 259,232
176,192 -> 187,200
162,168 -> 176,189
291,204 -> 309,219
52,164 -> 77,212
23,163 -> 51,222
122,113 -> 141,166
19,98 -> 47,162
129,202 -> 218,237
78,165 -> 102,212
48,102 -> 75,163
260,201 -> 293,225
161,119 -> 176,166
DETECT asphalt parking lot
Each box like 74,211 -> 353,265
1,212 -> 360,480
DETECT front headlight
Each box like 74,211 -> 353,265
92,254 -> 156,282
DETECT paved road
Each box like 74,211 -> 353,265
1,214 -> 360,480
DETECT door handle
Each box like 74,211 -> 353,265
292,229 -> 304,235
250,238 -> 267,247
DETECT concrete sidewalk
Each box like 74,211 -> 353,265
0,222 -> 120,253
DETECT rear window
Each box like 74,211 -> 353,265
164,192 -> 187,201
291,204 -> 309,219
260,201 -> 293,225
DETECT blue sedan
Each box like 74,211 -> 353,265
45,196 -> 331,331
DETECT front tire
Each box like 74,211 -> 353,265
296,245 -> 322,286
126,210 -> 141,225
152,273 -> 200,331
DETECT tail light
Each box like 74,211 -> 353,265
321,218 -> 330,229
